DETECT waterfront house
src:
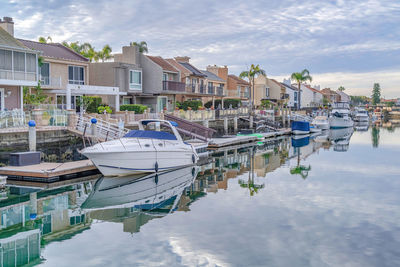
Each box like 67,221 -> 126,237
254,75 -> 285,107
0,17 -> 40,111
19,42 -> 123,111
336,90 -> 350,103
281,79 -> 298,108
299,84 -> 323,108
207,65 -> 250,104
200,69 -> 226,107
321,88 -> 341,104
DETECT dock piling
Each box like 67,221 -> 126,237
28,120 -> 36,152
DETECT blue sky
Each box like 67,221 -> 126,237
2,0 -> 400,97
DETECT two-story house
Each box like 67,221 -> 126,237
321,88 -> 340,104
254,75 -> 284,107
200,70 -> 226,107
300,84 -> 323,108
20,39 -> 124,111
0,17 -> 39,111
281,79 -> 298,109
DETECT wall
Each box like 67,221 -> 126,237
1,85 -> 20,110
140,54 -> 162,94
45,59 -> 89,89
254,76 -> 281,106
88,62 -> 116,87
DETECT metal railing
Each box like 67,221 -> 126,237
162,80 -> 185,92
0,110 -> 30,129
0,69 -> 37,81
76,115 -> 130,141
40,76 -> 62,88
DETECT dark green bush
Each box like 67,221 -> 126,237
204,99 -> 241,109
83,96 -> 102,113
120,104 -> 148,114
176,100 -> 202,111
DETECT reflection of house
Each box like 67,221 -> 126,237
0,229 -> 41,266
0,17 -> 40,111
254,152 -> 282,177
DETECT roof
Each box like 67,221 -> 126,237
0,27 -> 31,51
228,75 -> 250,85
305,85 -> 323,94
147,56 -> 179,73
165,59 -> 191,75
178,62 -> 206,77
281,82 -> 298,91
18,39 -> 89,62
200,70 -> 225,82
270,79 -> 284,88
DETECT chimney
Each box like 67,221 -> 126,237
174,56 -> 190,63
0,17 -> 14,36
206,65 -> 228,81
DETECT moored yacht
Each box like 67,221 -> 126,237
329,102 -> 354,129
81,120 -> 199,176
311,116 -> 330,130
354,107 -> 369,122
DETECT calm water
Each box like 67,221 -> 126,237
1,125 -> 400,267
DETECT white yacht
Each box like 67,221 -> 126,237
311,116 -> 330,130
81,120 -> 199,176
354,107 -> 369,122
329,127 -> 354,152
329,102 -> 354,129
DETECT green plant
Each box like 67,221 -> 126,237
23,82 -> 49,105
291,69 -> 312,110
260,99 -> 272,109
130,41 -> 148,53
120,104 -> 148,114
204,99 -> 241,109
176,100 -> 202,111
98,105 -> 112,114
239,64 -> 266,109
82,96 -> 102,113
372,83 -> 381,105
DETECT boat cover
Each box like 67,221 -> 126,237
124,130 -> 177,140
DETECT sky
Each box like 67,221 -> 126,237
2,0 -> 400,97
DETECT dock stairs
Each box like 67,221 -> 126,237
164,114 -> 216,141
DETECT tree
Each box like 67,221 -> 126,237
38,36 -> 52,43
239,64 -> 266,111
338,86 -> 345,92
95,44 -> 112,62
130,41 -> 148,53
62,41 -> 82,54
291,69 -> 312,110
372,83 -> 381,105
80,43 -> 96,62
23,83 -> 49,105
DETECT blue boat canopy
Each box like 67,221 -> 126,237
124,130 -> 177,140
141,120 -> 178,127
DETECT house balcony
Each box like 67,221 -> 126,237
207,86 -> 215,95
40,76 -> 62,89
198,84 -> 206,94
163,80 -> 185,92
0,69 -> 38,86
185,83 -> 197,93
216,87 -> 224,96
241,91 -> 249,98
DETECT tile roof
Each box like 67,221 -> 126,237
18,39 -> 89,62
305,85 -> 323,94
200,70 -> 225,82
228,75 -> 249,85
178,62 -> 206,77
147,55 -> 179,73
165,58 -> 191,75
281,82 -> 298,91
0,27 -> 31,51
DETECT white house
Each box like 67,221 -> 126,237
282,78 -> 298,108
336,90 -> 350,103
299,84 -> 323,108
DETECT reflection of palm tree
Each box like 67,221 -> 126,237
239,179 -> 265,196
290,150 -> 311,179
371,126 -> 380,148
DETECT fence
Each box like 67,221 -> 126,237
0,110 -> 30,129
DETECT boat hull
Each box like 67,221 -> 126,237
329,117 -> 354,129
291,121 -> 310,135
354,116 -> 369,122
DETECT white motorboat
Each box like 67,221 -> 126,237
329,102 -> 354,129
81,119 -> 199,176
81,166 -> 198,211
311,116 -> 329,130
354,107 -> 369,122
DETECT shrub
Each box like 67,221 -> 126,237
98,105 -> 112,114
204,99 -> 241,109
176,100 -> 202,111
120,104 -> 148,114
83,96 -> 102,113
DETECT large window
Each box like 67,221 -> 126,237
13,51 -> 25,72
294,91 -> 298,101
0,49 -> 12,70
129,70 -> 142,90
40,63 -> 50,85
265,87 -> 270,98
68,66 -> 84,85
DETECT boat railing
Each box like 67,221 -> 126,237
77,115 -> 130,141
289,113 -> 313,122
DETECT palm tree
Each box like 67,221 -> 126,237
38,36 -> 52,43
62,41 -> 82,54
290,152 -> 311,179
338,86 -> 345,92
291,69 -> 312,110
95,44 -> 112,62
130,41 -> 148,53
80,43 -> 96,62
239,64 -> 266,111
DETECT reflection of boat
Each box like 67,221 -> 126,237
354,108 -> 369,122
291,121 -> 310,135
81,166 -> 198,211
329,102 -> 354,128
311,116 -> 329,130
329,127 -> 354,152
291,136 -> 310,148
354,121 -> 369,131
81,120 -> 199,176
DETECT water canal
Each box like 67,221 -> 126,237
1,126 -> 399,266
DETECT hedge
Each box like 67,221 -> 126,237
120,104 -> 148,114
83,96 -> 102,113
176,100 -> 202,111
204,99 -> 241,109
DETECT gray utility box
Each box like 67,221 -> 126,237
9,152 -> 41,166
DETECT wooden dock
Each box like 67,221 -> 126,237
0,160 -> 99,182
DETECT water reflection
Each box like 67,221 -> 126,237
1,126 -> 399,266
371,126 -> 380,148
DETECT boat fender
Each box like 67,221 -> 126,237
192,154 -> 195,163
155,162 -> 159,172
154,174 -> 159,184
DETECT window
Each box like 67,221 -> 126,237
40,63 -> 50,85
0,49 -> 12,70
68,66 -> 85,85
265,87 -> 270,97
163,73 -> 168,81
237,85 -> 241,96
294,91 -> 298,101
123,97 -> 131,105
129,70 -> 142,90
26,53 -> 36,72
13,52 -> 25,72
0,88 -> 4,111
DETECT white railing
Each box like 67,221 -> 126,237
76,115 -> 130,141
0,69 -> 37,81
0,110 -> 30,129
40,76 -> 62,88
290,113 -> 313,122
